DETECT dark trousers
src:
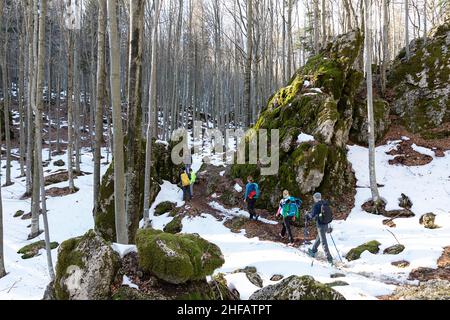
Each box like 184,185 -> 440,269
247,198 -> 256,220
281,216 -> 294,243
183,186 -> 192,201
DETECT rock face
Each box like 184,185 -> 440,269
135,229 -> 224,285
388,18 -> 450,133
350,98 -> 390,145
231,30 -> 364,210
54,230 -> 120,300
249,275 -> 345,300
346,240 -> 381,261
390,280 -> 450,300
233,266 -> 263,288
94,140 -> 182,243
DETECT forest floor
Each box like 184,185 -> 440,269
1,108 -> 450,299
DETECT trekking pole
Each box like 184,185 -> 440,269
329,233 -> 343,263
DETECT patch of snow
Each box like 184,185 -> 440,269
111,244 -> 137,259
219,171 -> 225,176
234,184 -> 243,193
411,144 -> 435,157
224,273 -> 261,300
297,133 -> 315,144
122,275 -> 139,290
209,201 -> 278,225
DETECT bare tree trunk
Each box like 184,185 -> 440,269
107,0 -> 128,244
67,32 -> 76,193
321,0 -> 327,47
94,0 -> 107,212
314,0 -> 320,54
405,0 -> 410,60
365,0 -> 380,203
143,0 -> 162,226
423,0 -> 427,44
125,0 -> 145,243
19,18 -> 26,177
0,0 -> 6,280
381,0 -> 389,95
1,10 -> 12,186
33,0 -> 54,280
244,0 -> 252,127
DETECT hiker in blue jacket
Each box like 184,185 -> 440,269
244,176 -> 260,221
276,190 -> 302,246
306,193 -> 333,264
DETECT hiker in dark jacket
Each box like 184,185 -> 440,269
244,176 -> 260,221
306,192 -> 333,264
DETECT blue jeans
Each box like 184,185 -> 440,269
311,224 -> 332,261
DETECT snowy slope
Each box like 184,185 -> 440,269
0,148 -> 108,300
151,139 -> 450,300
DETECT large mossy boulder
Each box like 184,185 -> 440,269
94,140 -> 182,243
53,230 -> 120,300
388,18 -> 450,133
346,240 -> 381,261
135,229 -> 224,285
249,275 -> 345,300
350,98 -> 390,145
231,30 -> 363,210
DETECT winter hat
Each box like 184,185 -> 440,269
313,192 -> 322,202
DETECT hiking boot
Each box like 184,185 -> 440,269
307,249 -> 317,258
327,258 -> 334,266
254,215 -> 260,221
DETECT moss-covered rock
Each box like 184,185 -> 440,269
419,213 -> 439,229
163,216 -> 183,234
383,244 -> 405,255
135,229 -> 224,285
346,240 -> 381,261
53,159 -> 65,167
54,230 -> 120,300
154,201 -> 177,216
387,18 -> 450,133
94,139 -> 182,243
17,240 -> 59,259
14,210 -> 24,218
249,275 -> 345,300
231,30 -> 363,211
350,98 -> 390,145
209,273 -> 240,300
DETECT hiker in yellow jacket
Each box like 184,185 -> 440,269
180,168 -> 192,202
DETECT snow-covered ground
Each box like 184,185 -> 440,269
151,139 -> 450,300
0,148 -> 109,300
1,137 -> 449,300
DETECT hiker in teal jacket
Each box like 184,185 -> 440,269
276,190 -> 302,246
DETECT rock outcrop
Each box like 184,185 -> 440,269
53,230 -> 121,300
249,275 -> 345,300
388,18 -> 450,134
94,140 -> 182,243
231,30 -> 364,210
390,280 -> 450,300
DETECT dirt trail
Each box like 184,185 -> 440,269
181,166 -> 318,247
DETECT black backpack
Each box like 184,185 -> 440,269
319,202 -> 333,224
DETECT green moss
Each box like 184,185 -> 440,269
421,129 -> 450,140
54,236 -> 86,300
155,201 -> 177,216
136,229 -> 224,285
163,216 -> 183,234
17,241 -> 59,259
346,240 -> 381,261
14,210 -> 24,218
